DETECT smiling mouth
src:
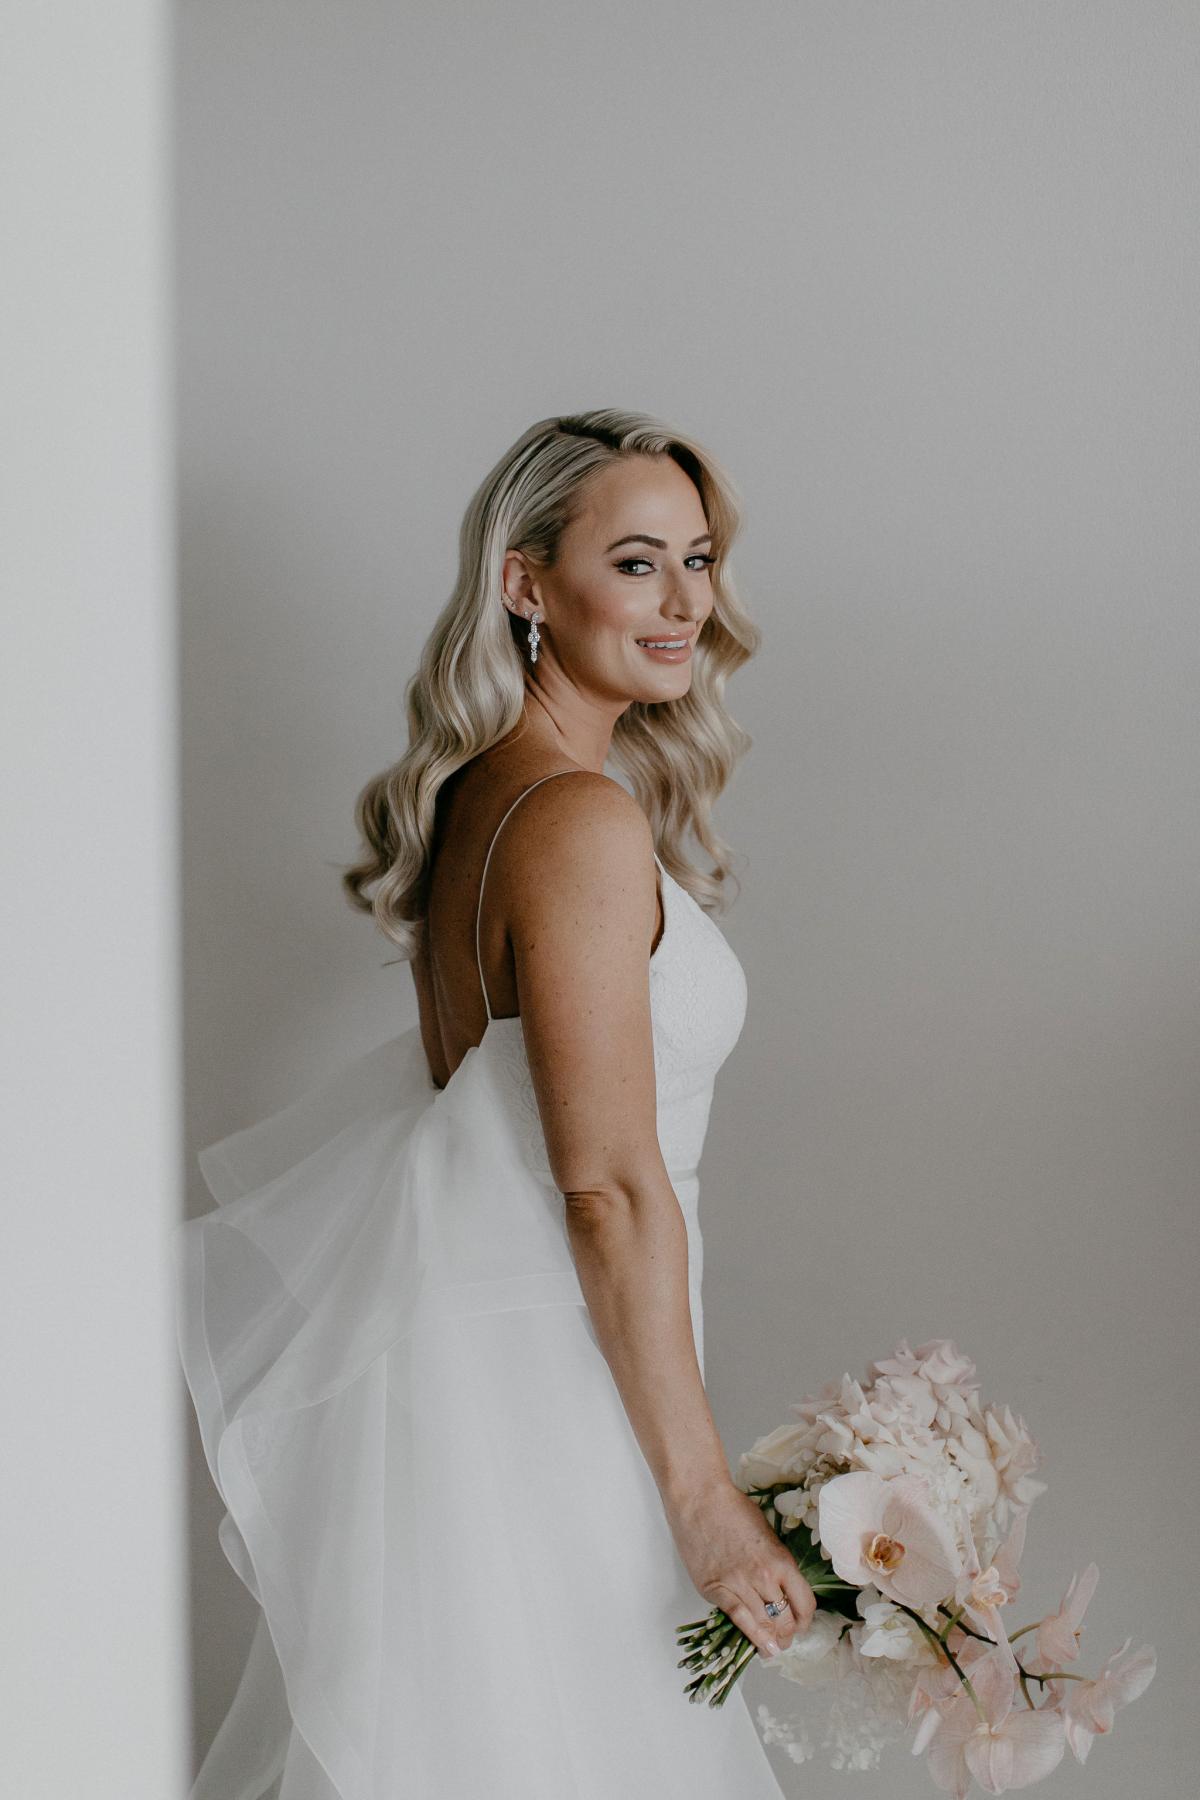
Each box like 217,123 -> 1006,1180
634,636 -> 691,648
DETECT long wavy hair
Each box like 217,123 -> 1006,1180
341,407 -> 761,958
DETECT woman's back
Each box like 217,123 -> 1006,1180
416,752 -> 666,1086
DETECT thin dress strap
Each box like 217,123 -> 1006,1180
474,770 -> 586,1022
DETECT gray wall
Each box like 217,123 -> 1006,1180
179,3 -> 1197,1791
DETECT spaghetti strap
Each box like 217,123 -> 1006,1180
474,770 -> 587,1022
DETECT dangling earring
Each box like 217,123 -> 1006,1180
527,611 -> 541,664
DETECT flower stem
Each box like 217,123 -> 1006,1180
897,1604 -> 987,1722
935,1603 -> 994,1645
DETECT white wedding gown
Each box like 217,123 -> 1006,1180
174,772 -> 785,1799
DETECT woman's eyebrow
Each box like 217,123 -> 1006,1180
605,531 -> 714,551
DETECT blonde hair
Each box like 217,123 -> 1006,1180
341,407 -> 761,957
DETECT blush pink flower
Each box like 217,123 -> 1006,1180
817,1470 -> 963,1614
982,1402 -> 1048,1511
869,1337 -> 981,1394
951,1504 -> 1028,1673
1034,1561 -> 1099,1669
923,1644 -> 1066,1797
1046,1636 -> 1157,1764
908,1635 -> 993,1756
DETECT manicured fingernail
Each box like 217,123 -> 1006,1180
763,1639 -> 780,1658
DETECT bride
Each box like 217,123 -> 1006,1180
177,407 -> 815,1798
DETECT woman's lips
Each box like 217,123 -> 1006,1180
635,637 -> 692,663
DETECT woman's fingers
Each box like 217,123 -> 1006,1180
777,1567 -> 816,1639
711,1585 -> 784,1660
751,1567 -> 817,1654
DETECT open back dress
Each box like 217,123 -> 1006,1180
174,770 -> 785,1798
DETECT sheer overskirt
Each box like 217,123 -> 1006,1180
176,1023 -> 783,1798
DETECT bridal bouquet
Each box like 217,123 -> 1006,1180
674,1338 -> 1155,1795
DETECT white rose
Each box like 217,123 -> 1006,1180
736,1421 -> 811,1489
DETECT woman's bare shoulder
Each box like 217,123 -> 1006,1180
492,765 -> 654,883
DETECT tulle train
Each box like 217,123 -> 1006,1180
175,1024 -> 784,1798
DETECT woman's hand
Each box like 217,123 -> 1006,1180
664,1477 -> 817,1659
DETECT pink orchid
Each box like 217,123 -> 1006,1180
923,1644 -> 1067,1797
908,1635 -> 993,1756
951,1504 -> 1027,1673
1046,1636 -> 1157,1764
1033,1561 -> 1098,1669
817,1470 -> 963,1613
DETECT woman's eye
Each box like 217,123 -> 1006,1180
615,554 -> 716,575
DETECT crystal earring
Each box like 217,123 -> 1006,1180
527,611 -> 541,664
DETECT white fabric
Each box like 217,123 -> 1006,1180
174,798 -> 783,1798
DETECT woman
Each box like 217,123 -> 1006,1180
176,409 -> 815,1799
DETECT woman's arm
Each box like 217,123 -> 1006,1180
498,771 -> 731,1513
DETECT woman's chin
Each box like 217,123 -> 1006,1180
630,672 -> 691,704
